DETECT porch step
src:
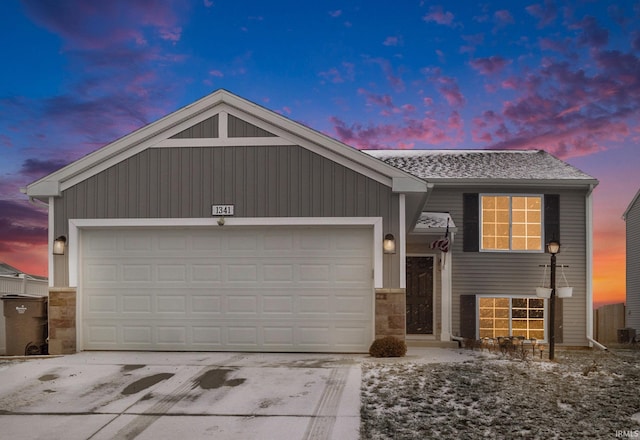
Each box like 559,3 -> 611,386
406,340 -> 460,349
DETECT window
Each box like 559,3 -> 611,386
478,297 -> 546,340
481,195 -> 542,251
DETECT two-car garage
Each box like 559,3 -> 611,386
80,225 -> 375,353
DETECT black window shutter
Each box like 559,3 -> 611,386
544,194 -> 560,250
459,295 -> 477,339
463,193 -> 479,252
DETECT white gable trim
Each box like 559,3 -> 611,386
27,90 -> 427,197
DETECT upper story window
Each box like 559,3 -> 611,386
481,195 -> 542,251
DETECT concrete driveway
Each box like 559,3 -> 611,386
0,352 -> 362,440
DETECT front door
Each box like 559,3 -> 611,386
406,256 -> 434,334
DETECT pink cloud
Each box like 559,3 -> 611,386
22,0 -> 187,50
526,0 -> 558,28
330,113 -> 462,150
318,62 -> 354,84
494,10 -> 514,26
383,36 -> 402,47
368,58 -> 405,92
472,46 -> 640,158
435,76 -> 465,108
423,6 -> 458,28
469,56 -> 510,75
329,10 -> 342,18
209,70 -> 224,78
573,16 -> 609,48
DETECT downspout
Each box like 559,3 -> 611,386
587,336 -> 608,351
585,184 -> 596,347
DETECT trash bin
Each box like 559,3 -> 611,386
2,294 -> 48,355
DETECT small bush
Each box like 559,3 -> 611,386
369,336 -> 407,358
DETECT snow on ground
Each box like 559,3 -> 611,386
361,348 -> 640,439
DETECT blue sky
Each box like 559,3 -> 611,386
1,0 -> 639,306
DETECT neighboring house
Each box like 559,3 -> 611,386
0,262 -> 48,354
24,90 -> 599,354
623,188 -> 640,331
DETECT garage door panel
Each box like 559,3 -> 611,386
82,226 -> 373,352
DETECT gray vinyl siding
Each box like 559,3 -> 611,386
426,186 -> 590,346
170,114 -> 219,138
626,197 -> 640,330
228,114 -> 276,137
53,145 -> 398,287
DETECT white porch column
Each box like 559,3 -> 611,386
440,247 -> 453,341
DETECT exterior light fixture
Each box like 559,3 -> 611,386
383,234 -> 396,254
547,240 -> 561,360
53,236 -> 67,255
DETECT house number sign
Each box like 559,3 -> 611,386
212,205 -> 235,216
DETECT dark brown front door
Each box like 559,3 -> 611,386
406,256 -> 434,334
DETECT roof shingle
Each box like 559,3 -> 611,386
365,149 -> 597,182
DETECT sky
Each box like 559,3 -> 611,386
1,0 -> 639,308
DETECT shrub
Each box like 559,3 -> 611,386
369,336 -> 407,358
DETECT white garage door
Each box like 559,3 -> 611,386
81,226 -> 373,352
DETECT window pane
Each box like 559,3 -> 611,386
530,299 -> 544,308
512,238 -> 526,250
530,330 -> 545,339
512,197 -> 525,209
513,309 -> 527,318
527,238 -> 542,249
512,298 -> 527,308
496,197 -> 509,209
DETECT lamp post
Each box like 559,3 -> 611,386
547,240 -> 561,360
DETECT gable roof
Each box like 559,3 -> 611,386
365,149 -> 598,187
24,89 -> 427,199
623,188 -> 640,221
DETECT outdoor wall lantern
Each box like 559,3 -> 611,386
53,236 -> 67,255
547,239 -> 561,361
383,234 -> 396,254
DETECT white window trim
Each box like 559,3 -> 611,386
479,193 -> 545,253
475,294 -> 548,343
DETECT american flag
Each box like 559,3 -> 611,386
430,217 -> 450,252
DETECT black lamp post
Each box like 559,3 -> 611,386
547,240 -> 561,360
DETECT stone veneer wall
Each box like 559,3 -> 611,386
48,287 -> 76,354
375,288 -> 406,339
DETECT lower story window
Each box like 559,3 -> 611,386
478,297 -> 545,340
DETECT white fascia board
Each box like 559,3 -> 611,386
392,177 -> 429,193
26,180 -> 61,198
68,216 -> 384,289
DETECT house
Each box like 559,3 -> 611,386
24,90 -> 599,354
0,262 -> 48,354
623,188 -> 640,331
